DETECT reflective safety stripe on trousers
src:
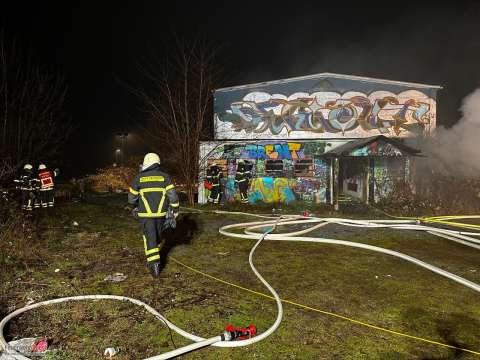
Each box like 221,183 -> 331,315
138,187 -> 167,217
143,236 -> 160,262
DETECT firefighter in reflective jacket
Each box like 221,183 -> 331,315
206,163 -> 223,204
14,164 -> 36,211
37,164 -> 58,208
235,159 -> 251,203
128,153 -> 179,277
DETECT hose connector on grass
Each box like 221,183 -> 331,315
222,324 -> 257,341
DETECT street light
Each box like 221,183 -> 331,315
115,148 -> 121,165
116,133 -> 128,165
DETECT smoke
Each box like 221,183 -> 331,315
417,88 -> 480,178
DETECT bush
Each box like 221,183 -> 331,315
86,165 -> 137,193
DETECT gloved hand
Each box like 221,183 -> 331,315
131,207 -> 139,219
173,210 -> 179,219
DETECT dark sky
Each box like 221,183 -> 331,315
2,1 -> 480,176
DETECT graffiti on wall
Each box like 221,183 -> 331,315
349,141 -> 403,157
200,141 -> 331,204
249,177 -> 296,203
218,141 -> 328,160
240,142 -> 304,160
216,90 -> 436,139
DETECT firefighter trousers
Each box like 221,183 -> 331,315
209,184 -> 222,204
21,190 -> 33,211
139,217 -> 165,264
40,189 -> 55,208
238,180 -> 249,203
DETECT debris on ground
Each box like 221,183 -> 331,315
32,338 -> 48,353
104,273 -> 127,282
104,347 -> 120,358
0,337 -> 49,359
25,298 -> 35,305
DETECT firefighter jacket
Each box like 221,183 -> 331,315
206,166 -> 223,186
235,161 -> 252,183
14,171 -> 36,191
128,164 -> 179,218
244,161 -> 252,179
235,163 -> 247,183
38,169 -> 55,190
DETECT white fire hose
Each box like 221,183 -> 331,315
1,212 -> 479,359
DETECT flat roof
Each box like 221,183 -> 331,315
216,72 -> 443,92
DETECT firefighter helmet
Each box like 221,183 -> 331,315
38,164 -> 47,170
142,153 -> 161,170
23,164 -> 33,171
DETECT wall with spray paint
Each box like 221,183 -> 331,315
200,74 -> 435,205
199,141 -> 331,204
215,74 -> 439,140
199,138 -> 413,205
373,158 -> 409,202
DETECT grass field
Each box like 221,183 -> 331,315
1,198 -> 479,359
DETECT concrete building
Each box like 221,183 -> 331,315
198,73 -> 441,206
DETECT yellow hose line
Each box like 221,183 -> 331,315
367,204 -> 480,231
425,215 -> 480,220
423,218 -> 480,230
169,256 -> 480,357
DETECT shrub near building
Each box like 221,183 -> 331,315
87,165 -> 137,193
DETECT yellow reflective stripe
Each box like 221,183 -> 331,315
139,187 -> 166,216
165,184 -> 175,191
129,187 -> 139,195
143,236 -> 147,252
138,212 -> 167,218
147,254 -> 161,262
140,176 -> 165,183
145,247 -> 159,255
170,203 -> 179,208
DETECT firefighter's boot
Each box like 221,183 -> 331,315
148,261 -> 161,278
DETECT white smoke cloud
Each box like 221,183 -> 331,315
418,88 -> 480,178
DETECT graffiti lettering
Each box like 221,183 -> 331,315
240,142 -> 304,160
217,90 -> 436,138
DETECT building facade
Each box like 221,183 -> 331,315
198,73 -> 441,205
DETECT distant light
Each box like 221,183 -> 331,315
116,149 -> 121,153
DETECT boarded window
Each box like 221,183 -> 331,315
347,182 -> 358,192
265,160 -> 284,174
294,159 -> 314,176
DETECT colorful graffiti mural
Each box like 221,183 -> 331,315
198,139 -> 410,205
240,142 -> 303,160
213,141 -> 329,161
198,141 -> 332,204
249,177 -> 296,204
215,90 -> 436,139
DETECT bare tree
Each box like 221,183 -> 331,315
0,29 -> 70,177
134,41 -> 221,205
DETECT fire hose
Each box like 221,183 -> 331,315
1,212 -> 479,359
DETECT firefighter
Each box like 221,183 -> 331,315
128,153 -> 179,277
13,164 -> 36,211
235,159 -> 250,203
206,163 -> 223,204
37,164 -> 58,208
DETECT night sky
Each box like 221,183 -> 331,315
2,1 -> 479,176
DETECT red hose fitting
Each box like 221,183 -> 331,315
224,324 -> 257,340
